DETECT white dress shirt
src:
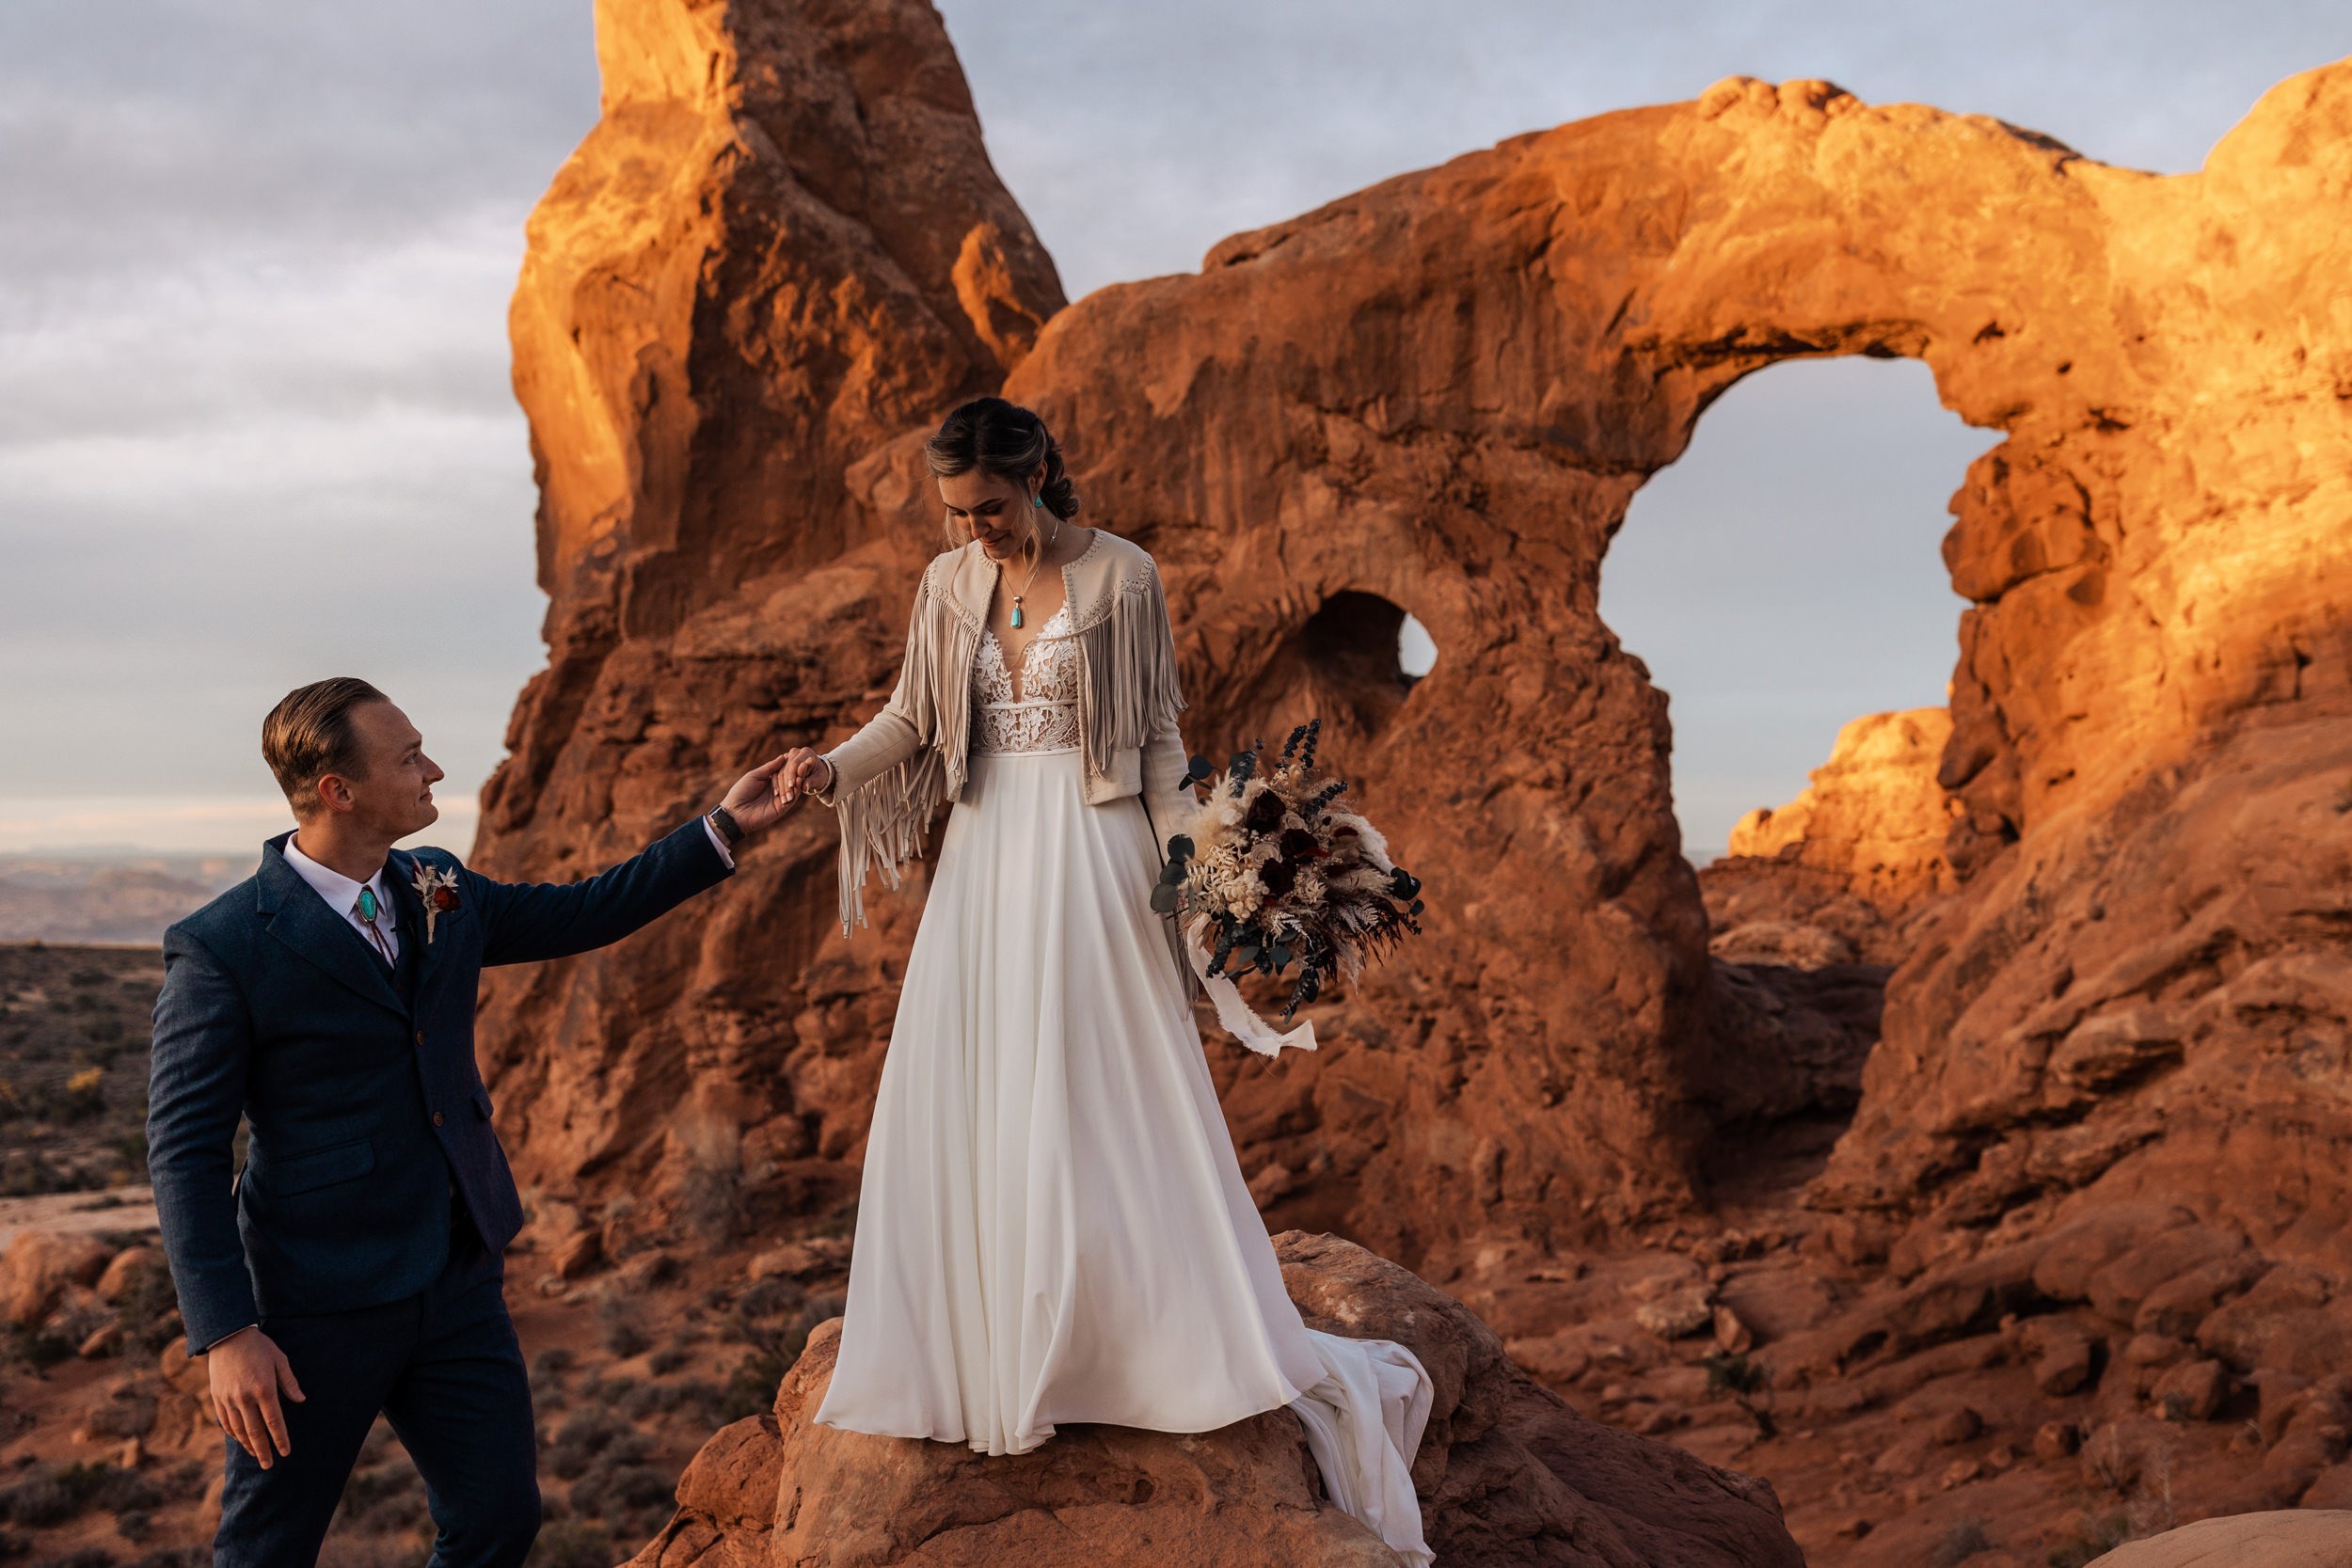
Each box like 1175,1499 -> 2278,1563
282,834 -> 402,962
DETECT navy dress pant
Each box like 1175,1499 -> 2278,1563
213,1201 -> 540,1568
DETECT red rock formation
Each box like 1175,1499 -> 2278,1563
1720,706 -> 1960,955
471,0 -> 1062,1220
473,0 -> 2352,1509
626,1232 -> 1804,1568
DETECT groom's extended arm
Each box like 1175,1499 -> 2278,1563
468,814 -> 738,968
147,927 -> 263,1355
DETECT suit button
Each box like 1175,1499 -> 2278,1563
415,1031 -> 425,1046
432,1111 -> 444,1126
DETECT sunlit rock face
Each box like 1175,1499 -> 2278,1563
1724,708 -> 1960,920
474,0 -> 2352,1288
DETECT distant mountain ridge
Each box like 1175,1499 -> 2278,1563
0,853 -> 252,945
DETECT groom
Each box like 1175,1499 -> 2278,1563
148,676 -> 797,1568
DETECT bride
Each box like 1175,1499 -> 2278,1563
775,397 -> 1434,1564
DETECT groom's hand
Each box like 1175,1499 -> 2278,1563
717,753 -> 798,835
208,1324 -> 305,1467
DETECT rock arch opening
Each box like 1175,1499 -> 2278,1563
1249,589 -> 1425,758
1599,355 -> 2001,1202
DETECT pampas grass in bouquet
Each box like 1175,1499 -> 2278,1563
1151,717 -> 1426,1032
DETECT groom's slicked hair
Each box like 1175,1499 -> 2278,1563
263,676 -> 389,816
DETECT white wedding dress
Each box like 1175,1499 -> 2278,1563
810,597 -> 1436,1564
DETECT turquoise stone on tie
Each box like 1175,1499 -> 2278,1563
1009,601 -> 1025,629
358,887 -> 378,922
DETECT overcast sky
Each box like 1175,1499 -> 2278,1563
0,2 -> 2338,858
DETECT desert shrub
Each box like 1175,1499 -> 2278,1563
4,1323 -> 77,1370
678,1168 -> 740,1247
2046,1510 -> 2133,1568
114,1261 -> 183,1355
596,1292 -> 649,1360
545,1407 -> 647,1481
1931,1516 -> 1992,1567
1702,1351 -> 1763,1395
126,1550 -> 207,1568
22,1069 -> 107,1124
317,1534 -> 427,1568
28,1547 -> 116,1568
529,1346 -> 574,1407
0,1468 -> 75,1528
569,1451 -> 675,1544
725,1276 -> 826,1370
582,1459 -> 671,1514
715,1352 -> 788,1426
645,1344 -> 691,1377
578,1373 -> 639,1406
0,1462 -> 158,1528
619,1378 -> 723,1422
525,1518 -> 613,1568
333,1463 -> 428,1537
74,1463 -> 158,1515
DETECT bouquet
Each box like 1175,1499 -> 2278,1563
1151,718 -> 1425,1054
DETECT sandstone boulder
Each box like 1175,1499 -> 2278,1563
628,1233 -> 1802,1568
2083,1509 -> 2352,1566
1,1230 -> 113,1328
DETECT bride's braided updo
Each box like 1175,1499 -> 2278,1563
925,397 -> 1081,557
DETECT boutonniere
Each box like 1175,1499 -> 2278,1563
409,862 -> 461,944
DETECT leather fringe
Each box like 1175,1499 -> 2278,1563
1077,561 -> 1187,783
829,553 -> 1184,936
830,566 -> 979,935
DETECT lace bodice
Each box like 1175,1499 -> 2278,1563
972,600 -> 1082,754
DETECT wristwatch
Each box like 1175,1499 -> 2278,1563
706,805 -> 745,847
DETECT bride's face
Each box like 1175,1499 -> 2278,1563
940,468 -> 1041,561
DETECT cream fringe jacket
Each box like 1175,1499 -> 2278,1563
813,526 -> 1194,940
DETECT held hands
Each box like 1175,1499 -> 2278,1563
775,746 -> 834,807
207,1324 -> 305,1468
718,754 -> 801,835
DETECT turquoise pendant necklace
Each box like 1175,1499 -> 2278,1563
1007,511 -> 1061,630
357,886 -> 379,922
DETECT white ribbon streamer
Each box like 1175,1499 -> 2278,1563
1184,925 -> 1318,1056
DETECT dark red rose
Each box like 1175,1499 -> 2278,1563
1244,788 -> 1286,833
1279,827 -> 1321,862
431,887 -> 460,911
1258,858 -> 1299,898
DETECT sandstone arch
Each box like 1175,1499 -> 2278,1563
474,0 -> 2352,1281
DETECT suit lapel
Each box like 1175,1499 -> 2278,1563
256,834 -> 407,1020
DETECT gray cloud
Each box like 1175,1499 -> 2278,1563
0,0 -> 2340,853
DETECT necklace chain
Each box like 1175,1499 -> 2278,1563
1007,508 -> 1061,630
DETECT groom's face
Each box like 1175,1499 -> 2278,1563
335,701 -> 445,837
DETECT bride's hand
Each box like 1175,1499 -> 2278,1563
777,746 -> 834,806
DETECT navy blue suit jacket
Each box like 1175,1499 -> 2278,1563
147,816 -> 733,1354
